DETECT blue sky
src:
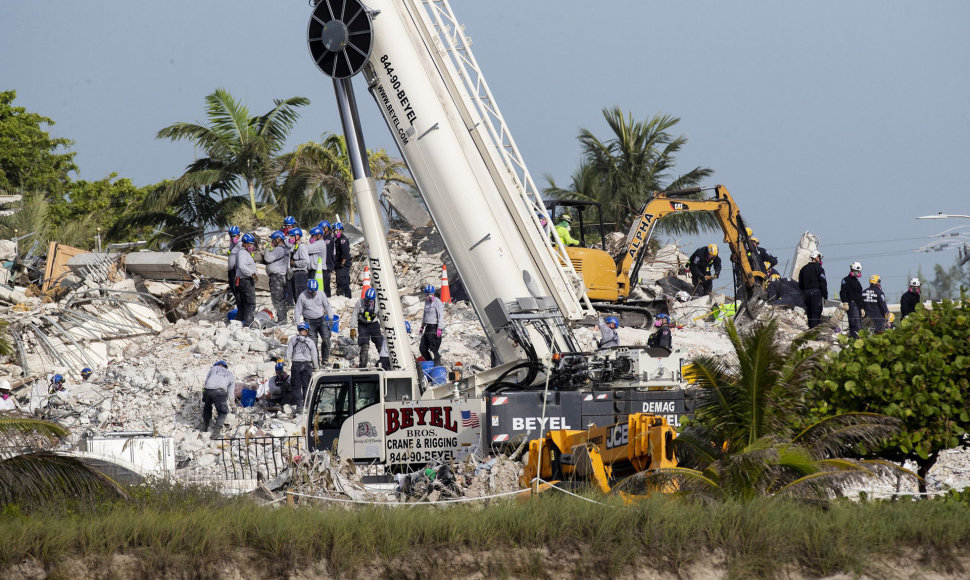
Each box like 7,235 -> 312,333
3,0 -> 968,298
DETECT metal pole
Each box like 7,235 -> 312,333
334,78 -> 371,180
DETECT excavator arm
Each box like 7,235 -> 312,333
623,184 -> 767,304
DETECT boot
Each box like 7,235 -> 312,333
359,349 -> 368,368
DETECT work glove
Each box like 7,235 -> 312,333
705,275 -> 713,280
252,273 -> 259,284
860,310 -> 867,318
435,328 -> 442,338
350,328 -> 358,340
840,302 -> 849,311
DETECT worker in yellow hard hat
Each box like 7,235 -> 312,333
688,243 -> 722,297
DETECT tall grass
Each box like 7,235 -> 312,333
2,483 -> 969,579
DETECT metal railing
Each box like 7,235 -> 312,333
216,435 -> 303,481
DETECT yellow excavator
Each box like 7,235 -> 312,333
520,413 -> 678,502
546,184 -> 767,310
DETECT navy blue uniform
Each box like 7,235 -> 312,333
798,261 -> 827,328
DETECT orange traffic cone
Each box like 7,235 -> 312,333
440,264 -> 451,303
360,265 -> 371,299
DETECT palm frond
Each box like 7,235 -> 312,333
0,451 -> 128,506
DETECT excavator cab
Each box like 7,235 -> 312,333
545,200 -> 626,301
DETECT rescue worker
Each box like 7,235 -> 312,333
597,316 -> 620,349
319,220 -> 336,297
798,250 -> 827,329
0,380 -> 18,411
226,225 -> 242,313
900,278 -> 921,319
377,337 -> 392,371
306,227 -> 327,290
202,361 -> 234,439
751,237 -> 778,271
420,284 -> 446,365
294,279 -> 334,364
839,261 -> 865,338
689,244 -> 722,297
287,227 -> 310,305
235,233 -> 259,326
862,274 -> 890,333
350,287 -> 385,368
80,367 -> 93,381
332,222 -> 352,298
286,322 -> 318,411
281,215 -> 298,236
647,313 -> 673,352
554,214 -> 580,246
263,230 -> 290,323
262,360 -> 289,405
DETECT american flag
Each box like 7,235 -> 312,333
461,410 -> 480,428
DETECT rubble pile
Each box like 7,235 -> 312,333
3,225 -> 969,501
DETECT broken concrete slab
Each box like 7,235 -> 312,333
123,251 -> 193,280
189,252 -> 269,291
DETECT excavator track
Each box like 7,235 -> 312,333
587,300 -> 670,328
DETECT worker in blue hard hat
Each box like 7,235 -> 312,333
294,278 -> 334,364
264,230 -> 291,323
262,360 -> 289,405
234,233 -> 259,326
306,226 -> 330,298
286,322 -> 318,412
319,220 -> 336,297
80,367 -> 93,381
226,225 -> 243,315
597,316 -> 620,349
351,287 -> 386,368
287,227 -> 310,307
332,222 -> 352,298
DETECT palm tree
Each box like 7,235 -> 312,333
546,107 -> 716,235
0,414 -> 128,507
273,133 -> 412,225
108,181 -> 246,250
633,319 -> 910,501
157,88 -> 310,214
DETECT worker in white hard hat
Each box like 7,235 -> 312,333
688,243 -> 722,298
554,214 -> 580,247
839,262 -> 865,338
900,278 -> 921,319
798,250 -> 827,329
0,380 -> 18,411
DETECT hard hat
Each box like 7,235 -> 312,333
318,220 -> 331,230
560,214 -> 572,223
910,277 -> 921,288
605,316 -> 619,327
770,273 -> 781,281
310,227 -> 323,236
297,322 -> 309,331
80,367 -> 93,379
708,244 -> 718,257
284,216 -> 297,226
334,222 -> 344,230
53,374 -> 64,383
275,361 -> 285,372
213,361 -> 228,369
746,227 -> 753,236
869,274 -> 881,285
751,236 -> 759,244
365,287 -> 376,301
423,284 -> 435,294
0,380 -> 11,391
307,279 -> 319,292
241,233 -> 255,244
228,225 -> 240,236
810,250 -> 822,261
290,227 -> 303,238
850,261 -> 862,273
405,321 -> 412,334
270,230 -> 285,241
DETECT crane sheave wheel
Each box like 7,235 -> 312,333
308,0 -> 374,79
